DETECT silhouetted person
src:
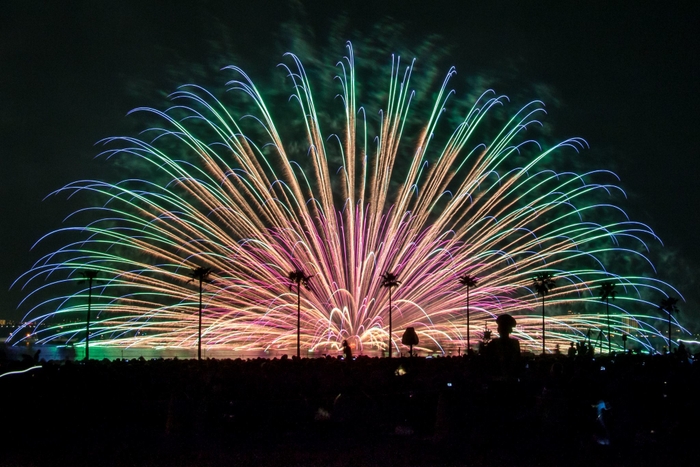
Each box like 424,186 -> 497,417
485,314 -> 521,380
342,340 -> 352,360
480,314 -> 522,448
586,343 -> 595,358
568,342 -> 576,358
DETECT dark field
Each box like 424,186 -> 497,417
1,353 -> 697,466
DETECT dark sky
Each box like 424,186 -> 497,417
1,1 -> 699,327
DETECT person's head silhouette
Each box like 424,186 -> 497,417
496,314 -> 516,339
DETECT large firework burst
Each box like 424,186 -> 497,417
10,43 -> 685,355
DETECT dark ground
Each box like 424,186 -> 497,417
1,352 -> 697,467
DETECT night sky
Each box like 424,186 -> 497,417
1,1 -> 699,329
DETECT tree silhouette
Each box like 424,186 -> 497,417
79,270 -> 98,361
533,272 -> 556,354
599,282 -> 617,353
288,268 -> 313,359
381,271 -> 401,358
190,266 -> 212,360
458,274 -> 478,353
659,297 -> 679,351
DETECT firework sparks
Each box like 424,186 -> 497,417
10,43 -> 685,355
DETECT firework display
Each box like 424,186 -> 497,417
9,44 -> 685,355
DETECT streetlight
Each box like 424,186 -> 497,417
79,270 -> 98,361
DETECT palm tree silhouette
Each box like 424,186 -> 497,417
79,270 -> 98,361
599,282 -> 617,353
533,272 -> 556,354
190,266 -> 212,360
659,297 -> 679,351
458,274 -> 478,353
381,271 -> 401,358
288,268 -> 313,359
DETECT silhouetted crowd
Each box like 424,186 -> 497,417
1,342 -> 697,466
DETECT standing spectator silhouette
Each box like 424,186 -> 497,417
486,314 -> 521,381
342,340 -> 352,360
480,314 -> 523,453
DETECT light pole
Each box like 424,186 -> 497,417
80,270 -> 98,361
381,271 -> 400,358
599,282 -> 617,353
659,297 -> 679,351
190,266 -> 212,360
